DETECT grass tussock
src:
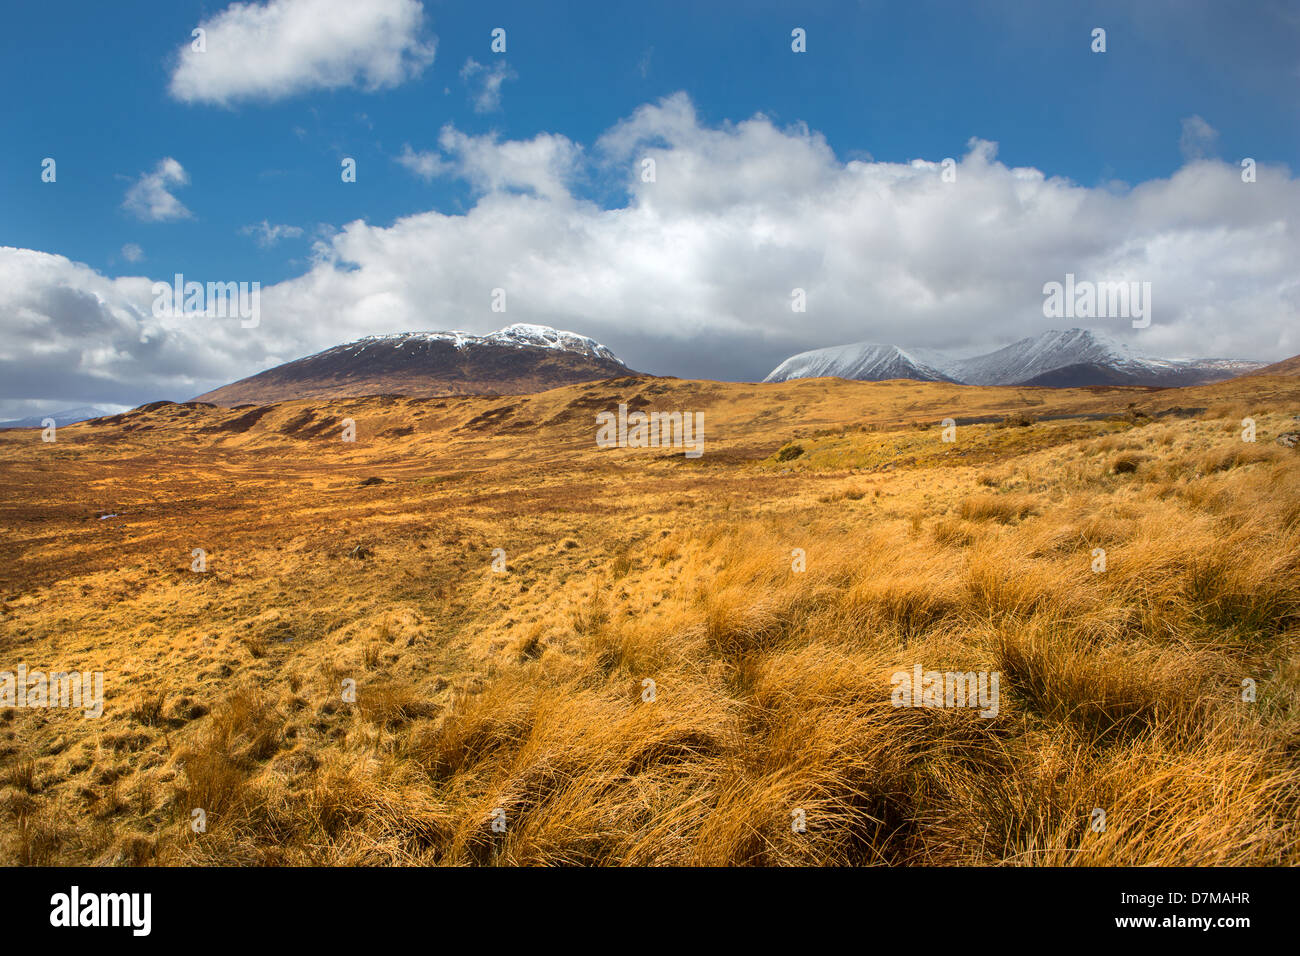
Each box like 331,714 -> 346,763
957,493 -> 1039,523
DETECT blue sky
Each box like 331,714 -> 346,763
1,0 -> 1298,416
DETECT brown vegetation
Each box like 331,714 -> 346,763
1,371 -> 1298,864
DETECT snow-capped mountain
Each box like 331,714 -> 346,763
344,323 -> 622,364
765,329 -> 1265,388
764,342 -> 958,383
946,329 -> 1164,385
0,406 -> 116,429
194,324 -> 635,406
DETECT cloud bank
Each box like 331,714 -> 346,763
3,93 -> 1298,416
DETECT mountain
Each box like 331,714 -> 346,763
1247,353 -> 1300,377
0,406 -> 115,429
765,329 -> 1265,388
763,342 -> 958,384
944,329 -> 1261,387
194,324 -> 637,406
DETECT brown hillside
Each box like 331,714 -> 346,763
1249,352 -> 1300,377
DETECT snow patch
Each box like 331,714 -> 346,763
340,324 -> 621,363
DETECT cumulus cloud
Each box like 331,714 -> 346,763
241,220 -> 305,247
3,93 -> 1299,415
0,247 -> 272,417
398,126 -> 582,201
122,158 -> 192,222
168,0 -> 436,106
459,57 -> 516,113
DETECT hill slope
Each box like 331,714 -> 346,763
1249,353 -> 1300,377
194,324 -> 636,405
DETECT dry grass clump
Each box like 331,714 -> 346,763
1199,442 -> 1278,473
128,690 -> 168,727
957,492 -> 1038,523
932,517 -> 975,547
357,682 -> 437,728
174,688 -> 283,819
1110,451 -> 1151,474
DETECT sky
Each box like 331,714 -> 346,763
1,0 -> 1298,418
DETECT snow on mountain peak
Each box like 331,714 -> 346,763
488,324 -> 620,361
764,340 -> 956,383
764,328 -> 1262,387
346,324 -> 622,364
945,328 -> 1174,385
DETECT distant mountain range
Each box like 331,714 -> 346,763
193,323 -> 636,406
12,326 -> 1286,424
0,406 -> 115,429
765,329 -> 1266,388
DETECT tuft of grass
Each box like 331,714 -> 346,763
957,493 -> 1038,523
1111,451 -> 1150,474
1200,443 -> 1277,473
5,756 -> 37,793
175,689 -> 283,819
129,690 -> 168,727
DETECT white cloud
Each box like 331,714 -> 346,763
1180,115 -> 1220,161
169,0 -> 435,106
0,246 -> 266,416
120,243 -> 144,263
396,144 -> 447,181
397,126 -> 581,201
4,93 -> 1299,412
122,158 -> 192,222
244,98 -> 1300,376
241,220 -> 306,247
439,127 -> 581,200
459,57 -> 515,113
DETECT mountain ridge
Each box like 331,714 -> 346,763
193,323 -> 637,406
764,342 -> 960,385
0,406 -> 117,430
765,329 -> 1266,388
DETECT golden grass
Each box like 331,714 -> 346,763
1,377 -> 1298,864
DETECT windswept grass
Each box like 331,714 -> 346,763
1,381 -> 1297,865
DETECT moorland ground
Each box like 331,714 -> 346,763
1,372 -> 1298,865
